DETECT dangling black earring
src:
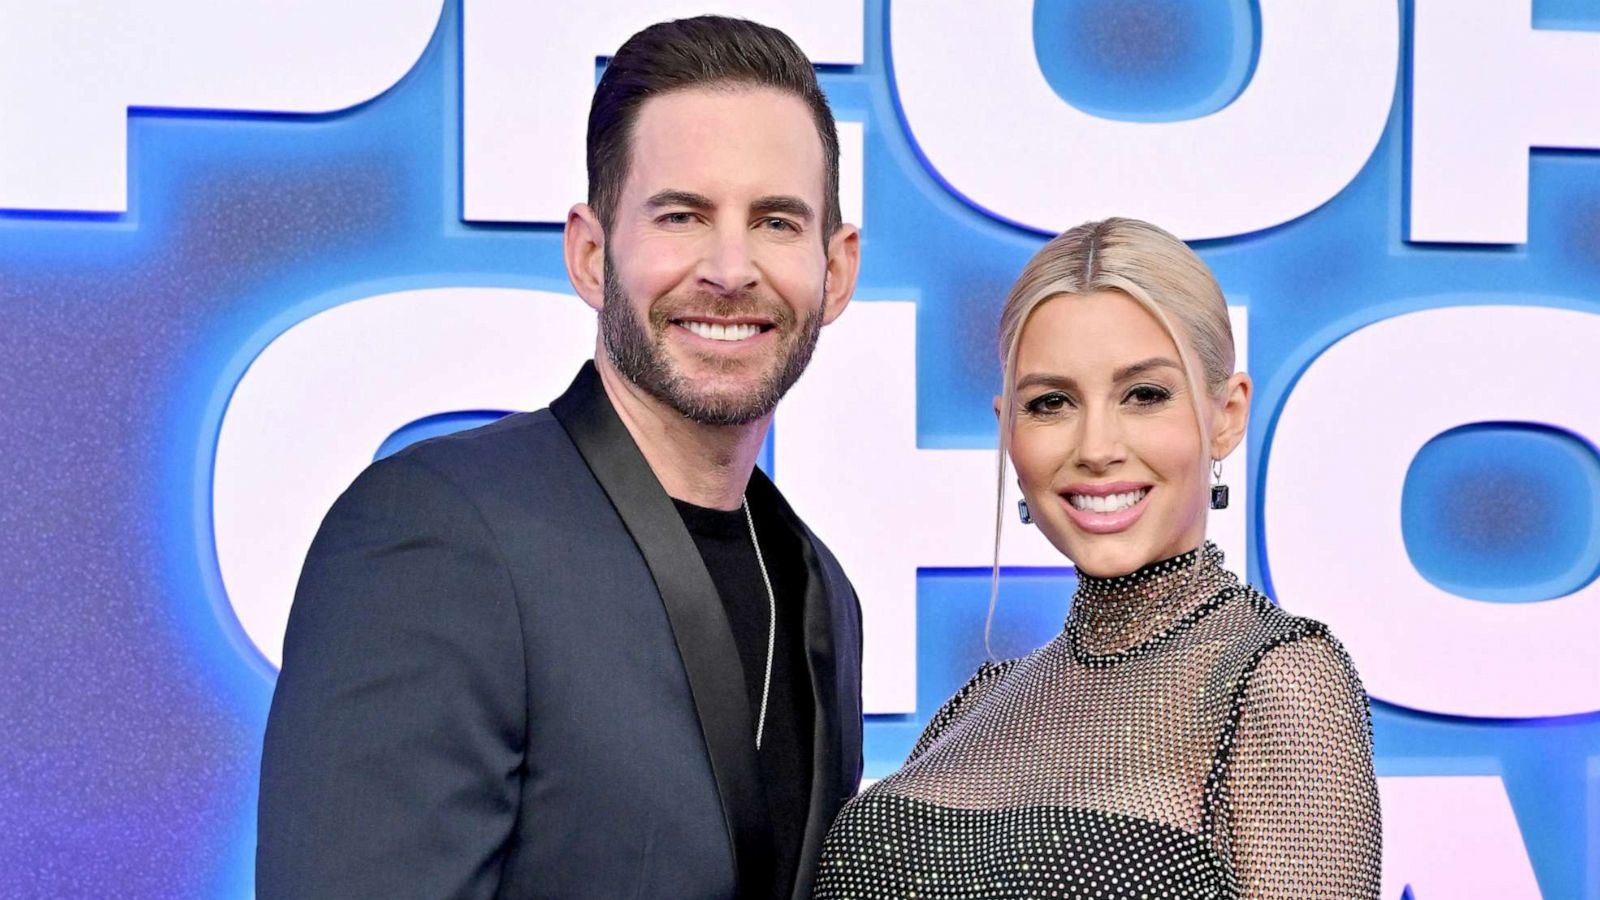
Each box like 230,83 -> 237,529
1209,459 -> 1229,510
1017,499 -> 1032,524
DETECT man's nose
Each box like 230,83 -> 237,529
698,223 -> 760,294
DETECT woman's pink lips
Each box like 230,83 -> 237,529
1058,486 -> 1152,534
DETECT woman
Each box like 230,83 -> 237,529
813,218 -> 1381,898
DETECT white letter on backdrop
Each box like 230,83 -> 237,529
1379,776 -> 1541,898
888,1 -> 1396,240
1265,305 -> 1600,718
214,289 -> 594,668
0,0 -> 444,212
1410,0 -> 1600,244
463,0 -> 864,224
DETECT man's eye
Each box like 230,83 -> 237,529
1126,384 -> 1172,406
759,217 -> 797,233
1024,392 -> 1071,415
659,212 -> 696,226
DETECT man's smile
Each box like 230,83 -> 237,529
671,315 -> 778,345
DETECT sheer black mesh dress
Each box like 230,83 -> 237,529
813,543 -> 1381,899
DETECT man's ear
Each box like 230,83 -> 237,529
820,223 -> 861,326
564,203 -> 606,312
1209,372 -> 1253,461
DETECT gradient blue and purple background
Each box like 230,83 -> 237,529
2,1 -> 1598,896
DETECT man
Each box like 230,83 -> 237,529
257,16 -> 863,899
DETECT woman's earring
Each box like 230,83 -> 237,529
1017,499 -> 1032,524
1210,459 -> 1229,510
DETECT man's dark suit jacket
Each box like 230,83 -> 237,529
257,362 -> 864,899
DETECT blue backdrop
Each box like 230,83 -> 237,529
1,1 -> 1597,896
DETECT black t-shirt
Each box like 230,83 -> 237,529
672,493 -> 814,898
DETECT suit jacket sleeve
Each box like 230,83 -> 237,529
257,454 -> 526,899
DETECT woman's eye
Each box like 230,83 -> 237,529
1024,392 -> 1071,415
1126,384 -> 1172,406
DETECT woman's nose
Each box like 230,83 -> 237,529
1075,406 -> 1125,472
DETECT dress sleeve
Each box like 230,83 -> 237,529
1218,631 -> 1382,898
906,660 -> 1014,761
256,454 -> 526,899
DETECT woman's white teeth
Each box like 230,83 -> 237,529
1070,489 -> 1147,513
683,321 -> 761,341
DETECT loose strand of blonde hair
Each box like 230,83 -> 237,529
985,431 -> 1008,662
984,330 -> 1026,662
986,279 -> 1069,661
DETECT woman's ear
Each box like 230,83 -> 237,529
1210,372 -> 1253,460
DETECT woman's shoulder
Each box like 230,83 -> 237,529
1228,583 -> 1344,649
936,657 -> 1025,721
905,657 -> 1025,761
1213,584 -> 1368,694
1221,588 -> 1371,715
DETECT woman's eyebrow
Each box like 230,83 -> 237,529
1112,357 -> 1182,382
1016,358 -> 1180,392
1015,372 -> 1078,393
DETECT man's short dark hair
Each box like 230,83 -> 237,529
586,16 -> 842,243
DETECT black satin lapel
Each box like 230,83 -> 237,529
748,471 -> 857,900
550,362 -> 771,895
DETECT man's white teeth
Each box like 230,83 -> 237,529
682,321 -> 761,341
1069,489 -> 1148,514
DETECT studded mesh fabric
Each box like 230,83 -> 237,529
814,543 -> 1381,899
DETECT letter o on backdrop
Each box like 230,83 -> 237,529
1265,304 -> 1600,718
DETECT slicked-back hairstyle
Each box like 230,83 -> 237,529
586,15 -> 842,242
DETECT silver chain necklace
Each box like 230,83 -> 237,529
740,495 -> 777,750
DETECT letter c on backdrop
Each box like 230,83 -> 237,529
1266,304 -> 1600,718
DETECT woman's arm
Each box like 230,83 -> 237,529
1221,632 -> 1383,898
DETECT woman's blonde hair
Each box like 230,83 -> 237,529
986,217 -> 1236,656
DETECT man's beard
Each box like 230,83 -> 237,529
599,256 -> 825,427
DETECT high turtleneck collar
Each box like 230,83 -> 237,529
1066,541 -> 1236,659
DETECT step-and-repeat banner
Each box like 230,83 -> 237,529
3,1 -> 1598,896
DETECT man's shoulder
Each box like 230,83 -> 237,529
385,408 -> 570,475
344,408 -> 588,515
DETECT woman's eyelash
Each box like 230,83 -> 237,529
1126,384 -> 1173,404
1023,391 -> 1072,414
1020,386 -> 1171,414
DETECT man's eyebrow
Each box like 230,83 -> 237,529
645,189 -> 715,210
1113,357 -> 1183,382
751,195 -> 815,221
